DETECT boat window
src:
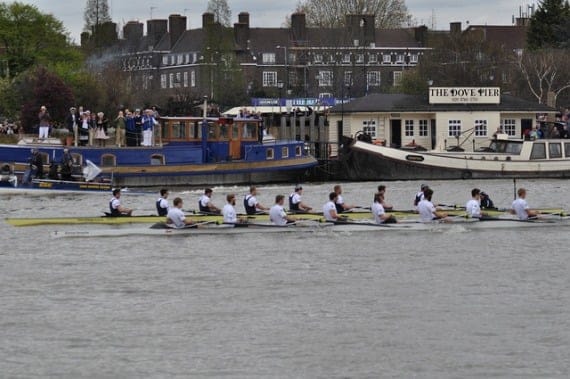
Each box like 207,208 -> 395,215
101,154 -> 116,167
487,141 -> 497,152
190,121 -> 199,139
219,123 -> 230,140
242,122 -> 257,140
505,143 -> 522,155
266,148 -> 274,160
565,143 -> 570,157
295,145 -> 302,157
171,121 -> 187,139
70,153 -> 83,165
530,143 -> 546,160
232,124 -> 240,139
281,147 -> 289,158
549,143 -> 562,158
150,154 -> 165,165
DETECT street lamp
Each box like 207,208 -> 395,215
277,81 -> 284,114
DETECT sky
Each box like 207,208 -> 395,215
21,0 -> 537,44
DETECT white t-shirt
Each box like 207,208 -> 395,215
222,203 -> 237,223
323,201 -> 337,221
199,194 -> 211,208
110,197 -> 120,211
290,192 -> 302,206
512,198 -> 530,220
371,202 -> 386,224
157,197 -> 169,212
335,194 -> 344,207
417,199 -> 436,222
167,207 -> 187,228
465,199 -> 481,218
246,195 -> 258,208
270,204 -> 288,225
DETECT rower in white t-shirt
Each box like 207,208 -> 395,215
166,197 -> 195,228
417,188 -> 448,222
465,188 -> 483,218
270,194 -> 296,225
323,192 -> 339,221
511,188 -> 540,220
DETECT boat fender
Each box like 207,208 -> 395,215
461,170 -> 473,180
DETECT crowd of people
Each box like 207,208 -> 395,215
35,105 -> 162,147
107,183 -> 542,229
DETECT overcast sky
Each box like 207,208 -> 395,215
22,0 -> 536,44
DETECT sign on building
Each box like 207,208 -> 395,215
429,87 -> 501,104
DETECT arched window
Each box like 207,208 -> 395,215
151,154 -> 165,165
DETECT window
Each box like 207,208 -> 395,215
262,71 -> 277,87
191,70 -> 196,87
356,54 -> 364,63
549,143 -> 562,158
369,54 -> 377,63
314,54 -> 323,63
396,54 -> 405,63
367,71 -> 380,87
383,54 -> 391,63
162,56 -> 168,65
405,120 -> 414,136
151,154 -> 165,165
448,120 -> 461,137
393,71 -> 402,86
530,143 -> 546,159
169,73 -> 174,88
419,120 -> 428,136
174,72 -> 181,88
177,54 -> 183,65
160,74 -> 167,89
500,119 -> 516,136
281,147 -> 289,158
474,120 -> 488,137
342,54 -> 351,63
183,72 -> 188,87
262,53 -> 275,64
266,148 -> 274,160
362,120 -> 377,138
318,70 -> 333,87
565,143 -> 570,157
410,54 -> 419,63
295,145 -> 302,157
101,154 -> 116,167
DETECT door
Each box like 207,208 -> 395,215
229,124 -> 241,160
390,119 -> 401,148
430,119 -> 437,149
521,119 -> 533,139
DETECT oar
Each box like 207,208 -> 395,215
437,203 -> 464,209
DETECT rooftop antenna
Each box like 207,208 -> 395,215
150,6 -> 157,19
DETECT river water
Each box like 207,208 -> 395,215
1,179 -> 570,378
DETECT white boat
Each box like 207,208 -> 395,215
49,216 -> 570,238
343,134 -> 570,180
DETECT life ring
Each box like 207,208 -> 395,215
461,170 -> 472,180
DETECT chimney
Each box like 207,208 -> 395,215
291,13 -> 307,43
203,12 -> 215,28
234,13 -> 250,51
169,14 -> 187,49
515,17 -> 529,27
450,22 -> 462,35
414,25 -> 428,46
124,21 -> 144,41
147,19 -> 168,47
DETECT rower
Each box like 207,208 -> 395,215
417,188 -> 448,222
271,194 -> 296,225
198,188 -> 221,214
323,192 -> 340,221
465,188 -> 484,218
223,193 -> 240,223
243,185 -> 268,215
377,184 -> 393,210
109,188 -> 133,216
480,191 -> 495,209
511,188 -> 540,220
414,184 -> 429,209
156,188 -> 169,216
333,184 -> 355,213
371,192 -> 397,224
289,185 -> 312,213
166,197 -> 195,228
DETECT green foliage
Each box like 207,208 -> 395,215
527,0 -> 570,50
0,2 -> 79,78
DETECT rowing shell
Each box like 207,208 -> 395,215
49,216 -> 570,238
8,207 -> 566,227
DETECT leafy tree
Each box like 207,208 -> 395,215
83,0 -> 112,33
17,66 -> 75,131
207,0 -> 232,27
0,2 -> 78,78
527,0 -> 570,50
295,0 -> 410,28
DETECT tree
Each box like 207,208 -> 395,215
295,0 -> 410,28
527,0 -> 570,50
515,48 -> 570,106
0,2 -> 78,78
207,0 -> 232,27
83,0 -> 112,33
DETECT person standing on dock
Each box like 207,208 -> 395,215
270,195 -> 297,225
511,188 -> 540,220
141,109 -> 157,146
289,185 -> 313,213
166,197 -> 195,228
244,186 -> 268,215
156,189 -> 169,216
109,189 -> 133,216
38,105 -> 51,139
199,188 -> 221,214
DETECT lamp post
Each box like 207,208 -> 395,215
276,45 -> 288,96
277,81 -> 284,114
